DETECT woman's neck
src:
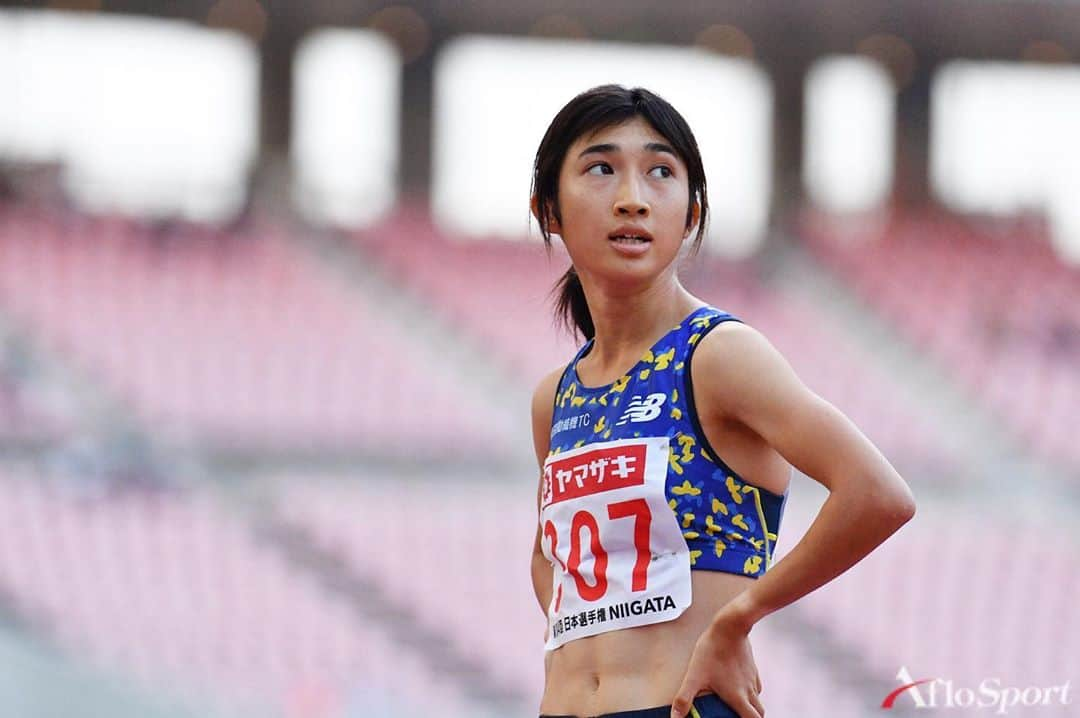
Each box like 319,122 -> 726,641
581,279 -> 702,371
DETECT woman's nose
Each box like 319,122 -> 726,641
613,177 -> 649,216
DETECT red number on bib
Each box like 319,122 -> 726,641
549,501 -> 656,602
567,511 -> 608,601
607,498 -> 652,592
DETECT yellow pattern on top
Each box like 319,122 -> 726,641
726,476 -> 744,504
671,480 -> 701,496
654,346 -> 676,370
677,434 -> 696,463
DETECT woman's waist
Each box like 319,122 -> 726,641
542,575 -> 749,714
547,616 -> 698,678
542,632 -> 691,716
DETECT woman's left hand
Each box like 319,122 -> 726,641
669,613 -> 765,718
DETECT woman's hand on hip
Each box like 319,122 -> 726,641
670,613 -> 764,718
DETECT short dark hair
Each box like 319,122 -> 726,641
530,84 -> 709,340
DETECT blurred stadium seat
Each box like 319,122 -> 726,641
801,208 -> 1080,475
0,469 -> 480,718
0,203 -> 514,462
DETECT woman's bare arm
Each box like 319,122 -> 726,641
530,366 -> 563,614
693,322 -> 917,631
671,322 -> 916,718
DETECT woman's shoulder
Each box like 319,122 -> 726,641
690,320 -> 800,412
694,315 -> 778,356
531,364 -> 568,422
530,364 -> 569,466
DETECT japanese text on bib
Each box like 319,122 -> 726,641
540,436 -> 692,650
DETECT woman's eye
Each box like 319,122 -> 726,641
649,166 -> 673,179
587,163 -> 613,176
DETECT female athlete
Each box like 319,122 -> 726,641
528,85 -> 916,718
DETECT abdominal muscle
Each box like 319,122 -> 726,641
539,570 -> 753,715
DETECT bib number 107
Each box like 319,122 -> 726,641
544,498 -> 652,606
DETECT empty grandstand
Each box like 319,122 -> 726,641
0,3 -> 1077,718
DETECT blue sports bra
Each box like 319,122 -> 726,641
547,305 -> 787,578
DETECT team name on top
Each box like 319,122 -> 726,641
542,443 -> 647,508
550,412 -> 591,438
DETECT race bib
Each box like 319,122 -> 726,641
540,436 -> 692,650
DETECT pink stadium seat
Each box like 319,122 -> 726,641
351,208 -> 580,388
0,205 -> 510,459
0,469 -> 479,717
802,209 -> 1080,473
790,505 -> 1080,689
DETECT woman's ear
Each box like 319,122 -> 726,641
684,201 -> 701,238
531,195 -> 562,235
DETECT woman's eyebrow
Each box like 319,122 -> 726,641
644,141 -> 677,157
577,142 -> 678,158
578,143 -> 618,158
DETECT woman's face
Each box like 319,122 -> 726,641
552,116 -> 696,288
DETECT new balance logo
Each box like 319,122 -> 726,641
616,393 -> 666,425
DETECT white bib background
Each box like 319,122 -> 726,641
540,436 -> 692,650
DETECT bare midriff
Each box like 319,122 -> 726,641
539,570 -> 754,716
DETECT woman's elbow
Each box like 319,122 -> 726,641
874,478 -> 916,530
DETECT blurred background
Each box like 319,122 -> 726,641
0,1 -> 1078,716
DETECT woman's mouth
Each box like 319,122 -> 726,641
608,232 -> 653,255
